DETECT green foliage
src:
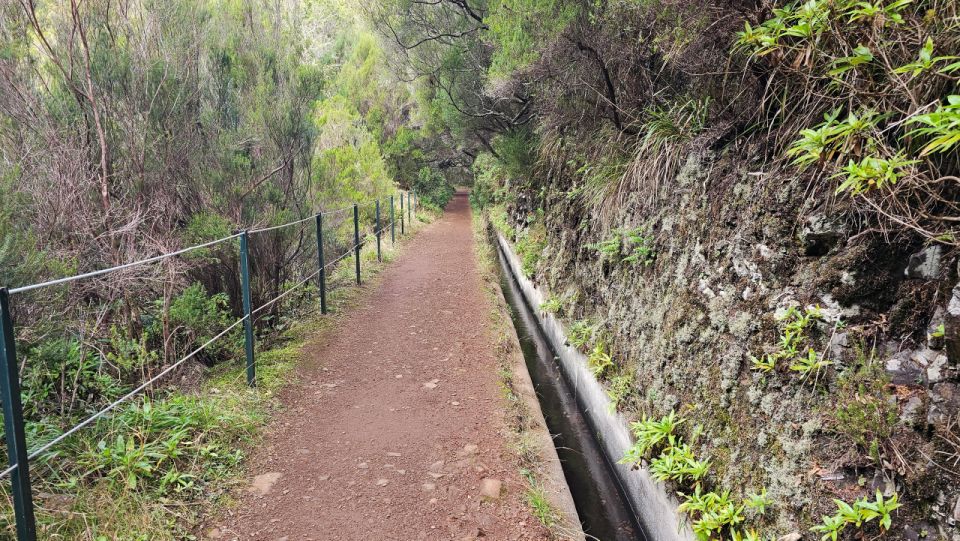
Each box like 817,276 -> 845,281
413,167 -> 454,210
649,439 -> 711,483
787,109 -> 884,169
568,319 -> 595,350
606,373 -> 634,411
515,220 -> 547,277
682,488 -> 746,540
622,410 -> 684,462
539,295 -> 563,314
811,491 -> 901,540
832,350 -> 896,453
587,227 -> 656,266
587,342 -> 614,378
894,38 -> 959,77
906,95 -> 960,156
485,0 -> 579,78
586,234 -> 621,258
493,130 -> 538,180
834,153 -> 918,195
641,98 -> 710,150
489,205 -> 516,238
789,347 -> 832,379
744,488 -> 772,515
750,305 -> 833,381
470,153 -> 507,210
152,283 -> 240,362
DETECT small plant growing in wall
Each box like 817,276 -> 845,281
567,319 -> 595,350
606,373 -> 634,412
750,305 -> 838,385
587,226 -> 657,267
539,295 -> 563,314
811,491 -> 901,541
587,342 -> 613,378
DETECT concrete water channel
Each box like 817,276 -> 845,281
495,243 -> 647,541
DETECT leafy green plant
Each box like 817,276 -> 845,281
894,37 -> 959,77
680,487 -> 747,540
789,347 -> 832,378
588,227 -> 656,266
586,234 -> 621,258
606,373 -> 634,411
622,227 -> 656,266
787,109 -> 883,168
845,0 -> 912,25
811,491 -> 901,540
649,439 -> 711,483
930,323 -> 945,339
539,295 -> 563,314
622,410 -> 684,462
568,319 -> 595,350
744,488 -> 771,515
906,95 -> 960,155
516,221 -> 547,278
749,353 -> 776,373
834,153 -> 918,194
750,305 -> 829,375
587,342 -> 613,378
829,44 -> 873,77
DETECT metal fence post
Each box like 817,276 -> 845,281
412,190 -> 416,219
390,195 -> 395,244
400,193 -> 405,235
315,213 -> 327,315
407,192 -> 412,225
239,231 -> 255,387
375,200 -> 382,262
353,204 -> 361,285
0,288 -> 37,541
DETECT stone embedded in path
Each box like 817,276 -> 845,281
248,472 -> 283,496
423,379 -> 440,389
479,478 -> 502,500
376,478 -> 390,487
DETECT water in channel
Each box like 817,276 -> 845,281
495,244 -> 646,541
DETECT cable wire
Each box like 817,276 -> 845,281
0,463 -> 17,479
248,214 -> 316,235
9,315 -> 249,471
10,233 -> 242,295
251,268 -> 321,317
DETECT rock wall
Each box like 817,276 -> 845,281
499,146 -> 960,537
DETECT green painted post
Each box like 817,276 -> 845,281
0,288 -> 37,541
315,213 -> 327,315
353,204 -> 361,285
407,192 -> 412,225
400,193 -> 405,235
390,195 -> 395,244
239,231 -> 255,387
375,200 -> 382,262
412,190 -> 416,220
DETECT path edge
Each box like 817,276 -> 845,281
472,209 -> 585,540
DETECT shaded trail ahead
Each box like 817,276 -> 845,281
210,193 -> 548,540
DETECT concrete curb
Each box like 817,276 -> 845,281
497,232 -> 694,541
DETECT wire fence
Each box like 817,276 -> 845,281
0,191 -> 419,541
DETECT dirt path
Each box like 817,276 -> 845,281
209,193 -> 549,541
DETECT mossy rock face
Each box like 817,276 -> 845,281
501,143 -> 960,536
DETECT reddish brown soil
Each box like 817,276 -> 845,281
208,193 -> 549,541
